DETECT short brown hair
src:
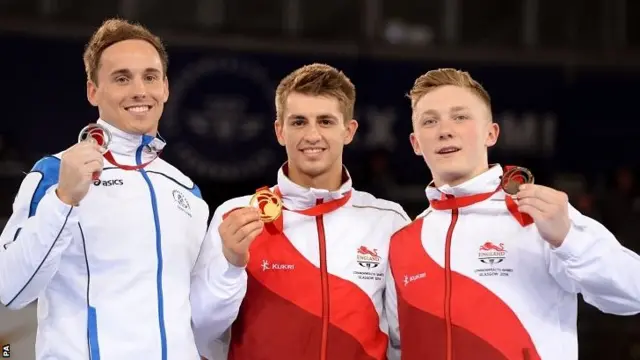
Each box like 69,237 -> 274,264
83,18 -> 168,84
408,68 -> 491,110
275,63 -> 356,122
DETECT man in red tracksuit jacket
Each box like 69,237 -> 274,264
385,68 -> 640,360
195,64 -> 409,360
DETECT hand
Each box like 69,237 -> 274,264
56,142 -> 104,206
218,207 -> 264,267
516,184 -> 571,247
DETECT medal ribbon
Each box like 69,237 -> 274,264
502,165 -> 533,226
87,127 -> 161,180
264,186 -> 352,233
429,166 -> 533,227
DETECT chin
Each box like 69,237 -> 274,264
298,162 -> 331,178
432,165 -> 470,184
129,121 -> 158,135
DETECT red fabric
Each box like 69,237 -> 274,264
229,230 -> 387,360
262,186 -> 351,233
389,219 -> 541,360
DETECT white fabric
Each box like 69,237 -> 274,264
0,120 -> 239,359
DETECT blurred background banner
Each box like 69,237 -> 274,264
0,0 -> 639,359
2,34 -> 640,182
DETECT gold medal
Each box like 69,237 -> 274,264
249,188 -> 283,222
501,166 -> 534,195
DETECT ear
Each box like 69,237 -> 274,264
343,119 -> 358,145
274,119 -> 285,146
162,76 -> 170,103
485,122 -> 500,147
87,80 -> 99,106
409,133 -> 421,156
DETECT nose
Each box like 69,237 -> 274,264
436,121 -> 454,140
131,78 -> 147,99
303,123 -> 322,143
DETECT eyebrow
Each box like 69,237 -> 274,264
450,106 -> 469,112
287,114 -> 338,120
419,106 -> 470,118
110,68 -> 162,77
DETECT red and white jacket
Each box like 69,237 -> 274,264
196,165 -> 409,360
386,165 -> 640,360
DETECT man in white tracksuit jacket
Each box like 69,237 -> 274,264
0,19 -> 244,359
386,68 -> 640,360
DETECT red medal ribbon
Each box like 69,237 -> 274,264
264,187 -> 351,233
88,127 -> 161,180
429,166 -> 533,227
502,165 -> 534,226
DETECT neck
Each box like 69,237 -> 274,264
432,163 -> 490,188
99,118 -> 157,137
287,163 -> 344,191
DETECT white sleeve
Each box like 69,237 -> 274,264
548,205 -> 640,315
384,208 -> 409,360
191,204 -> 248,360
0,158 -> 78,310
384,268 -> 401,360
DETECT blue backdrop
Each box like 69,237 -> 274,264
2,33 -> 638,183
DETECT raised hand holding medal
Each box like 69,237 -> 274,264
249,187 -> 283,223
218,187 -> 283,267
78,122 -> 162,180
501,166 -> 571,247
58,121 -> 163,206
55,125 -> 106,206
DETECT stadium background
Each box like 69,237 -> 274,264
0,0 -> 639,358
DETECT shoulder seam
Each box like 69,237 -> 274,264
144,170 -> 195,190
350,204 -> 409,221
416,209 -> 433,220
394,214 -> 427,235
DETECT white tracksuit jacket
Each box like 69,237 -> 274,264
387,165 -> 640,360
0,120 -> 243,359
194,165 -> 409,360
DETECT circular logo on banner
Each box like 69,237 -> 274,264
163,58 -> 277,181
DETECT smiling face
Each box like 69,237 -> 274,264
408,69 -> 499,187
273,63 -> 358,189
275,92 -> 357,185
87,39 -> 169,136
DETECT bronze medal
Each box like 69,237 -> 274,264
501,166 -> 534,195
249,188 -> 283,222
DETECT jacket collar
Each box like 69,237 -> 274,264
276,163 -> 352,211
425,165 -> 503,201
96,119 -> 166,157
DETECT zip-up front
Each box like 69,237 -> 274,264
224,164 -> 405,360
315,199 -> 330,360
0,118 -> 210,359
136,140 -> 168,360
443,207 -> 459,360
390,166 -> 580,360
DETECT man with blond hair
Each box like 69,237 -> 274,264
195,63 -> 409,360
385,68 -> 640,359
0,18 -> 245,359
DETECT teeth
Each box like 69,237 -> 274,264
439,148 -> 459,154
303,149 -> 323,154
127,106 -> 150,113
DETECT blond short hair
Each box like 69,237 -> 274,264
275,63 -> 356,122
408,68 -> 491,110
83,18 -> 168,84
